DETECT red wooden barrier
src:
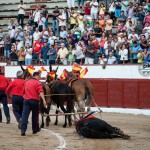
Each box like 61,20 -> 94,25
89,79 -> 150,109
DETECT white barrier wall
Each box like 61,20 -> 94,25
4,65 -> 150,79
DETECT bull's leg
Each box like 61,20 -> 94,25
45,105 -> 51,127
41,115 -> 44,128
60,105 -> 67,128
54,108 -> 59,125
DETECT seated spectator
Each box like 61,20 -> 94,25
131,41 -> 142,63
18,47 -> 25,65
15,27 -> 24,43
143,48 -> 149,63
139,35 -> 148,49
105,15 -> 113,37
47,45 -> 57,65
137,49 -> 144,64
107,52 -> 116,64
42,28 -> 49,41
117,22 -> 126,34
16,40 -> 23,52
93,23 -> 103,40
9,45 -> 18,65
48,31 -> 57,46
98,53 -> 107,69
119,44 -> 128,64
33,27 -> 41,43
25,43 -> 32,65
137,7 -> 145,22
117,11 -> 127,25
97,16 -> 105,32
60,26 -> 68,39
67,30 -> 78,45
24,30 -> 32,47
80,31 -> 88,46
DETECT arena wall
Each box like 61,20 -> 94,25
1,65 -> 150,109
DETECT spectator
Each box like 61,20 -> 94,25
137,49 -> 144,63
38,13 -> 46,32
144,11 -> 150,27
121,0 -> 129,16
131,41 -> 142,63
99,3 -> 106,19
8,20 -> 15,36
67,0 -> 75,9
15,27 -> 24,43
52,6 -> 60,36
16,40 -> 23,52
119,44 -> 128,64
33,27 -> 41,43
57,11 -> 66,31
0,37 -> 4,59
98,53 -> 107,66
0,28 -> 5,40
48,31 -> 57,46
139,35 -> 147,49
127,2 -> 134,18
9,45 -> 18,65
97,15 -> 105,32
18,47 -> 25,65
33,7 -> 41,28
55,43 -> 68,65
77,0 -> 84,10
83,1 -> 91,22
105,15 -> 113,37
4,34 -> 11,62
10,26 -> 16,44
47,45 -> 57,65
24,30 -> 32,47
40,41 -> 49,65
70,9 -> 77,29
41,5 -> 49,28
107,52 -> 117,64
85,39 -> 95,64
28,10 -> 34,26
115,1 -> 121,19
33,38 -> 43,64
17,0 -> 26,28
60,26 -> 68,39
25,43 -> 32,65
67,44 -> 76,65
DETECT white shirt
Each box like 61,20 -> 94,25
60,30 -> 68,39
33,11 -> 40,22
73,45 -> 84,59
17,42 -> 23,51
107,56 -> 116,64
90,2 -> 99,13
58,15 -> 66,26
33,31 -> 41,41
109,2 -> 115,13
18,4 -> 26,15
10,29 -> 16,39
48,36 -> 57,45
119,49 -> 128,60
25,48 -> 32,59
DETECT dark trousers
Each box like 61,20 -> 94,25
0,90 -> 10,120
18,14 -> 24,28
21,99 -> 39,133
12,95 -> 24,122
0,108 -> 2,122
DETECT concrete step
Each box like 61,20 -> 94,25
0,0 -> 35,4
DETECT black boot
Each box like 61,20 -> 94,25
0,108 -> 2,123
6,117 -> 10,124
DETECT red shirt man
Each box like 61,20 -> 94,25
0,75 -> 10,91
33,38 -> 44,54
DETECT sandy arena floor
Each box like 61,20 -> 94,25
0,108 -> 150,150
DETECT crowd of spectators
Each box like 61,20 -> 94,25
0,0 -> 150,66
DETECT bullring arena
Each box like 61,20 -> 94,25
0,65 -> 150,150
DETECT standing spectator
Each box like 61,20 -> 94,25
47,45 -> 57,65
121,0 -> 129,16
4,34 -> 11,62
55,43 -> 68,65
77,12 -> 84,33
108,0 -> 116,19
10,26 -> 16,44
21,72 -> 47,136
0,28 -> 5,40
38,13 -> 46,32
57,11 -> 66,32
92,35 -> 99,64
42,28 -> 49,41
85,39 -> 95,64
33,7 -> 41,28
8,20 -> 15,36
40,41 -> 49,65
16,40 -> 23,52
33,27 -> 41,43
77,0 -> 85,10
25,43 -> 32,65
84,1 -> 91,22
18,47 -> 25,65
139,35 -> 148,50
90,0 -> 99,25
41,5 -> 49,28
105,15 -> 113,37
119,44 -> 128,64
0,37 -> 4,59
135,20 -> 143,35
17,0 -> 26,28
52,6 -> 60,36
24,30 -> 32,47
28,10 -> 34,26
0,74 -> 10,124
6,71 -> 25,129
67,0 -> 75,9
115,1 -> 121,19
127,2 -> 134,18
9,45 -> 18,65
68,30 -> 78,45
70,9 -> 77,29
15,27 -> 24,43
137,7 -> 145,22
99,3 -> 106,19
33,38 -> 43,64
48,31 -> 57,46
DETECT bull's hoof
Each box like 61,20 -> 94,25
54,122 -> 57,125
63,124 -> 67,128
40,124 -> 44,128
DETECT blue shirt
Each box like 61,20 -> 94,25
48,49 -> 57,60
132,45 -> 142,59
41,46 -> 49,59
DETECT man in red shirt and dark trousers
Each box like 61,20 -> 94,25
0,74 -> 10,124
6,70 -> 25,129
21,72 -> 47,136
